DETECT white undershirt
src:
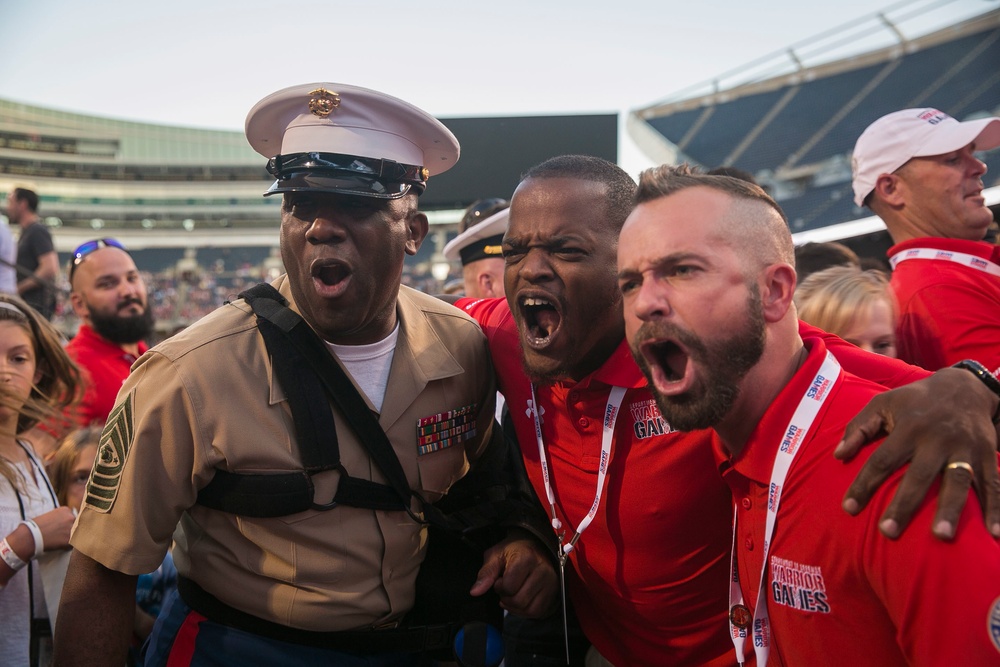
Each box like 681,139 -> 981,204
326,325 -> 399,413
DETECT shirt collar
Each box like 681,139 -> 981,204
713,337 -> 831,484
589,337 -> 649,389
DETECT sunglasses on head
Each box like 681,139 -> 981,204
69,238 -> 127,282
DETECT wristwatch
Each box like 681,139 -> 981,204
952,359 -> 1000,423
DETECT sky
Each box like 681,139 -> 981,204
0,0 -> 994,174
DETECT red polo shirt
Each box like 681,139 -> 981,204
717,337 -> 1000,666
888,237 -> 1000,375
457,297 -> 928,666
65,324 -> 147,428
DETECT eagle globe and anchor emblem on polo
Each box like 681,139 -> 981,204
308,88 -> 341,118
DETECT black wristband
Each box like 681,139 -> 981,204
952,359 -> 1000,424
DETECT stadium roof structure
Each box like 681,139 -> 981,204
629,0 -> 1000,243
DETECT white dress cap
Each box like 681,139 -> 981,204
245,82 -> 460,176
443,208 -> 509,264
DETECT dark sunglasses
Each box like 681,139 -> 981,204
69,238 -> 127,282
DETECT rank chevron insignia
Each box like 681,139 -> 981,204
85,393 -> 134,512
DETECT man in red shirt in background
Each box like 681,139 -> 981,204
853,108 -> 1000,374
65,239 -> 152,427
456,155 -> 1000,666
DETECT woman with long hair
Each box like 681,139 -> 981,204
0,295 -> 82,666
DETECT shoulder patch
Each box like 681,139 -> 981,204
84,393 -> 134,513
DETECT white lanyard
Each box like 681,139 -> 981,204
529,383 -> 626,556
889,247 -> 1000,278
728,351 -> 842,667
531,383 -> 626,665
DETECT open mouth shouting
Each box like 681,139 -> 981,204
311,259 -> 353,298
518,294 -> 563,349
637,334 -> 696,397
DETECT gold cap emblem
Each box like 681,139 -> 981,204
308,88 -> 341,118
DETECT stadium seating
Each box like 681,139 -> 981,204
633,10 -> 1000,233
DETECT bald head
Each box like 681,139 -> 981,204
69,246 -> 152,347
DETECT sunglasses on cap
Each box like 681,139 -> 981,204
69,238 -> 127,282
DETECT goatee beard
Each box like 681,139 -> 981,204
520,355 -> 572,386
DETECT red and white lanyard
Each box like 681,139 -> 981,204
530,383 -> 626,664
728,351 -> 842,667
529,384 -> 626,556
889,247 -> 1000,278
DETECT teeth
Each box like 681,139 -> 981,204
522,297 -> 552,307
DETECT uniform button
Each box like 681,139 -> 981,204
578,417 -> 589,428
744,537 -> 754,551
741,497 -> 752,510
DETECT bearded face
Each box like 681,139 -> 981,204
631,284 -> 766,432
88,298 -> 154,344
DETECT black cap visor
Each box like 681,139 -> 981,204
264,152 -> 427,199
264,171 -> 418,199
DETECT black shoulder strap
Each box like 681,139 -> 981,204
196,283 -> 409,516
242,283 -> 415,512
199,283 -> 503,533
248,286 -> 339,472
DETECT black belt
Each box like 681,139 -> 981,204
177,576 -> 456,654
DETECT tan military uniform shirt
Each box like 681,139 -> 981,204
71,277 -> 496,631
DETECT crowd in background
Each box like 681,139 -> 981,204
42,259 -> 447,344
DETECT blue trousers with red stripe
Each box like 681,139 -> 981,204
142,589 -> 424,667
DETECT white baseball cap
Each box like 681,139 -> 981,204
245,82 -> 460,199
443,208 -> 509,264
851,108 -> 1000,206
